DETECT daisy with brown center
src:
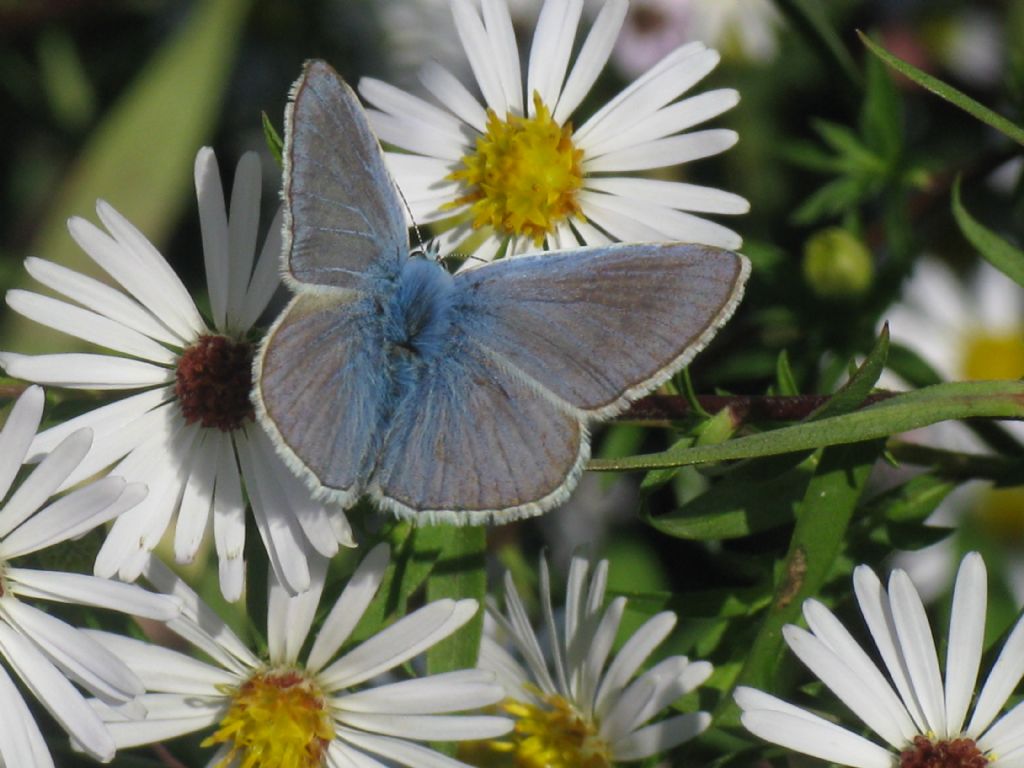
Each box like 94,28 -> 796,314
0,148 -> 354,601
736,552 -> 1024,768
359,0 -> 748,263
476,553 -> 713,767
87,544 -> 511,768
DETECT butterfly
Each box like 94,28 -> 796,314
254,60 -> 750,525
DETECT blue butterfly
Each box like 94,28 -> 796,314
254,60 -> 750,525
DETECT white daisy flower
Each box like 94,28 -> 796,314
0,148 -> 355,602
359,0 -> 748,262
0,385 -> 180,767
478,553 -> 713,766
89,544 -> 511,768
736,552 -> 1024,768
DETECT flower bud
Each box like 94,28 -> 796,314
802,228 -> 874,299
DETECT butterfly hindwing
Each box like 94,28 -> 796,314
284,60 -> 407,291
453,243 -> 749,416
255,292 -> 390,505
370,328 -> 586,523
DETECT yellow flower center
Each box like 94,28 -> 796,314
447,93 -> 585,246
496,693 -> 612,768
960,331 -> 1024,381
203,669 -> 334,768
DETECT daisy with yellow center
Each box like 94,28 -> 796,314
473,554 -> 713,767
359,0 -> 748,262
88,544 -> 512,768
736,553 -> 1024,768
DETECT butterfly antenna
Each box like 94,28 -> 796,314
393,180 -> 430,256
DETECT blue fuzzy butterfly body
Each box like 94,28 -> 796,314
255,60 -> 750,524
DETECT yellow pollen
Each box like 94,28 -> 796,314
960,331 -> 1024,381
447,93 -> 585,245
482,693 -> 611,768
203,669 -> 334,768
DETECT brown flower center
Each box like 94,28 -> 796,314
175,334 -> 255,432
900,735 -> 989,768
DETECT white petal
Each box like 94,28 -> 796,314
360,78 -> 466,134
944,552 -> 987,736
239,205 -> 283,330
577,193 -> 667,242
969,605 -> 1024,736
539,556 -> 570,695
195,146 -> 230,330
212,433 -> 246,602
493,572 -> 557,695
1,476 -> 128,557
321,600 -> 477,690
585,176 -> 749,214
1,600 -> 141,702
611,712 -> 709,761
80,629 -> 232,695
337,670 -> 502,714
553,0 -> 627,123
26,386 -> 168,460
577,596 -> 624,710
0,385 -> 43,501
275,554 -> 328,666
0,622 -> 114,761
307,542 -> 391,674
481,0 -> 522,114
24,256 -> 181,346
419,62 -> 488,133
889,568 -> 947,736
740,709 -> 894,768
0,351 -> 172,389
95,200 -> 206,338
7,289 -> 177,364
95,693 -> 224,747
225,151 -> 262,331
479,635 -> 532,702
602,656 -> 709,742
0,663 -> 53,768
783,624 -> 909,748
328,740 -> 389,768
979,699 -> 1024,756
173,430 -> 218,564
563,555 -> 589,663
854,564 -> 928,732
801,599 -> 918,743
337,712 -> 510,741
583,129 -> 738,172
338,727 -> 491,767
575,41 -> 706,144
0,427 -> 92,539
451,0 -> 507,113
9,568 -> 179,620
365,109 -> 467,162
582,89 -> 740,159
236,429 -> 311,594
594,611 -> 675,718
526,0 -> 583,115
142,555 -> 259,673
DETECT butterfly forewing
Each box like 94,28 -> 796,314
285,60 -> 407,291
452,243 -> 749,416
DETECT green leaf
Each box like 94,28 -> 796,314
859,31 -> 1024,146
715,439 -> 883,724
425,525 -> 487,675
262,111 -> 284,165
2,0 -> 252,351
591,380 -> 1024,472
860,54 -> 903,161
862,474 -> 955,524
953,177 -> 1024,288
775,350 -> 799,396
